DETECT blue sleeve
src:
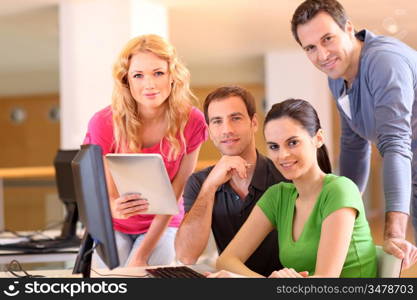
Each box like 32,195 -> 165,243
367,51 -> 413,214
339,115 -> 371,193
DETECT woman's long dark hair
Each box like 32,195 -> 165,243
264,99 -> 332,174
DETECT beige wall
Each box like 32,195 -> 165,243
0,94 -> 60,230
0,94 -> 59,167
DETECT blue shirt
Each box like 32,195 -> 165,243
329,30 -> 417,214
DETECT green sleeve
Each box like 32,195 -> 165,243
320,176 -> 364,220
257,184 -> 280,228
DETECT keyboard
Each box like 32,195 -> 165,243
0,238 -> 80,253
146,266 -> 206,278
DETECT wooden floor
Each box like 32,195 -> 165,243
368,213 -> 417,277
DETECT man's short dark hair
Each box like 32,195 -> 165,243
203,86 -> 256,124
291,0 -> 348,45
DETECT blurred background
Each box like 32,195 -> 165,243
0,0 -> 415,274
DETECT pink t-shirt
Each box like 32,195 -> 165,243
83,106 -> 208,234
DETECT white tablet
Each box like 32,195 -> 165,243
105,153 -> 179,215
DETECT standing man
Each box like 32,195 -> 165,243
175,86 -> 286,276
291,0 -> 417,268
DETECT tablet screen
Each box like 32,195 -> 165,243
105,154 -> 179,215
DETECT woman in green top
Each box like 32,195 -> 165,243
208,99 -> 377,278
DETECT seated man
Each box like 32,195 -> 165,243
175,86 -> 287,276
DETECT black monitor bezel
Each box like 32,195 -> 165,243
71,144 -> 119,277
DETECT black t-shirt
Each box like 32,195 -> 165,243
183,152 -> 287,276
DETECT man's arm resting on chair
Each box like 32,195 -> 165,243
383,211 -> 417,269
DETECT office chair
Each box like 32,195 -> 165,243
195,229 -> 219,267
174,229 -> 218,267
375,245 -> 403,277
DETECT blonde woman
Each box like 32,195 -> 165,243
84,34 -> 208,267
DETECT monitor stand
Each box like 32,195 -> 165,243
72,232 -> 94,278
59,202 -> 79,240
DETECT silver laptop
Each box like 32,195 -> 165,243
105,153 -> 179,215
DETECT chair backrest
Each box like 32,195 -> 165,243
174,229 -> 218,268
375,245 -> 402,277
196,229 -> 219,267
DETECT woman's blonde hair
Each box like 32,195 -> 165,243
111,34 -> 195,160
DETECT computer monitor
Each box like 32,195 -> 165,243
53,149 -> 80,240
71,144 -> 119,278
0,150 -> 81,253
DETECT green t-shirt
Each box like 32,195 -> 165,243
257,174 -> 377,278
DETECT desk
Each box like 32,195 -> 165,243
92,263 -> 215,278
0,167 -> 55,179
0,230 -> 79,265
0,250 -> 78,265
0,264 -> 215,278
0,267 -> 78,278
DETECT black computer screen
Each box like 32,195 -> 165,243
54,150 -> 79,204
0,150 -> 81,252
53,149 -> 79,239
71,144 -> 119,276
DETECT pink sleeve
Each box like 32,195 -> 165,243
83,107 -> 115,155
184,107 -> 208,154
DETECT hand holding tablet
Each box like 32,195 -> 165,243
112,193 -> 149,219
105,153 -> 180,215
